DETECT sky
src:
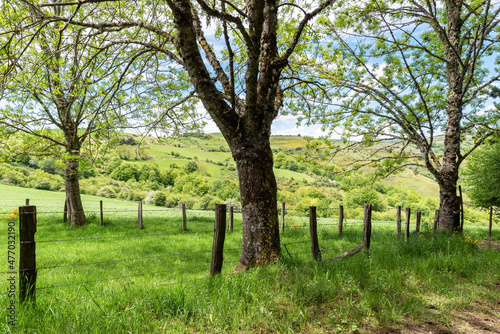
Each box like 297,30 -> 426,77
202,113 -> 328,137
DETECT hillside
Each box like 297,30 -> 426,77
144,133 -> 439,197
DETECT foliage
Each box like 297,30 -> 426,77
153,192 -> 167,206
462,139 -> 500,210
110,163 -> 140,182
344,187 -> 387,212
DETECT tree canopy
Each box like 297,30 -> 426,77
300,0 -> 500,229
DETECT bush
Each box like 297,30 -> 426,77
194,194 -> 223,211
344,187 -> 387,212
97,186 -> 117,199
39,157 -> 60,175
5,171 -> 27,186
110,162 -> 139,182
106,157 -> 123,175
183,161 -> 199,174
209,179 -> 240,200
27,170 -> 63,191
164,195 -> 179,208
296,186 -> 327,199
173,173 -> 209,196
128,189 -> 146,202
153,192 -> 167,206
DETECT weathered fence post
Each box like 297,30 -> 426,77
182,203 -> 187,231
138,201 -> 143,229
309,206 -> 321,261
63,199 -> 68,223
19,205 -> 37,304
25,199 -> 29,206
363,204 -> 372,251
489,207 -> 493,249
210,204 -> 227,277
433,210 -> 440,232
100,200 -> 104,226
459,185 -> 464,232
228,206 -> 233,232
416,210 -> 421,233
280,202 -> 285,234
397,206 -> 402,237
338,205 -> 344,237
405,208 -> 411,242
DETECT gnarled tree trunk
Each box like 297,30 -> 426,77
231,134 -> 280,270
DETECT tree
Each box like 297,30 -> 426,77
304,0 -> 500,230
0,1 -> 198,226
32,0 -> 338,268
462,138 -> 500,211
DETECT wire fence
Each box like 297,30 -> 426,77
0,200 -> 495,307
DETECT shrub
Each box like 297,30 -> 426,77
183,161 -> 199,174
27,170 -> 63,191
110,162 -> 139,182
164,195 -> 179,208
344,187 -> 387,212
5,171 -> 27,186
39,157 -> 60,175
296,186 -> 327,199
128,189 -> 146,202
153,192 -> 167,206
97,186 -> 117,199
173,173 -> 209,196
106,157 -> 123,175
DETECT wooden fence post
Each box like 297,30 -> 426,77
63,199 -> 68,223
182,203 -> 187,231
459,185 -> 464,232
433,210 -> 440,232
396,206 -> 402,237
210,204 -> 227,277
138,201 -> 143,229
363,204 -> 372,251
489,207 -> 493,249
309,206 -> 321,261
416,210 -> 421,233
25,199 -> 29,206
280,202 -> 285,234
405,208 -> 411,242
338,205 -> 344,237
19,205 -> 37,304
228,206 -> 233,232
100,200 -> 104,226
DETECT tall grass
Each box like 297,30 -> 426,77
0,184 -> 498,333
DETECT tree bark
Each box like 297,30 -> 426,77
438,0 -> 463,231
64,151 -> 87,227
231,134 -> 281,270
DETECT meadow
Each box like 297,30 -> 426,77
0,184 -> 498,333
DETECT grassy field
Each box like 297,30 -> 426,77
0,185 -> 498,333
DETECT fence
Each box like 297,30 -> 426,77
1,199 -> 496,307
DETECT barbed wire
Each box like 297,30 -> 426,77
0,247 -> 242,274
15,230 -> 214,245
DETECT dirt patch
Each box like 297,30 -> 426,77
477,240 -> 500,250
363,299 -> 500,334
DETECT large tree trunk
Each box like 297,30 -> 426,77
230,134 -> 281,270
64,152 -> 87,227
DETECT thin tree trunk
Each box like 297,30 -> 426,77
64,153 -> 87,227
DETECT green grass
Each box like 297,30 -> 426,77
0,184 -> 498,333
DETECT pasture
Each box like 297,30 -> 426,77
0,184 -> 498,333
